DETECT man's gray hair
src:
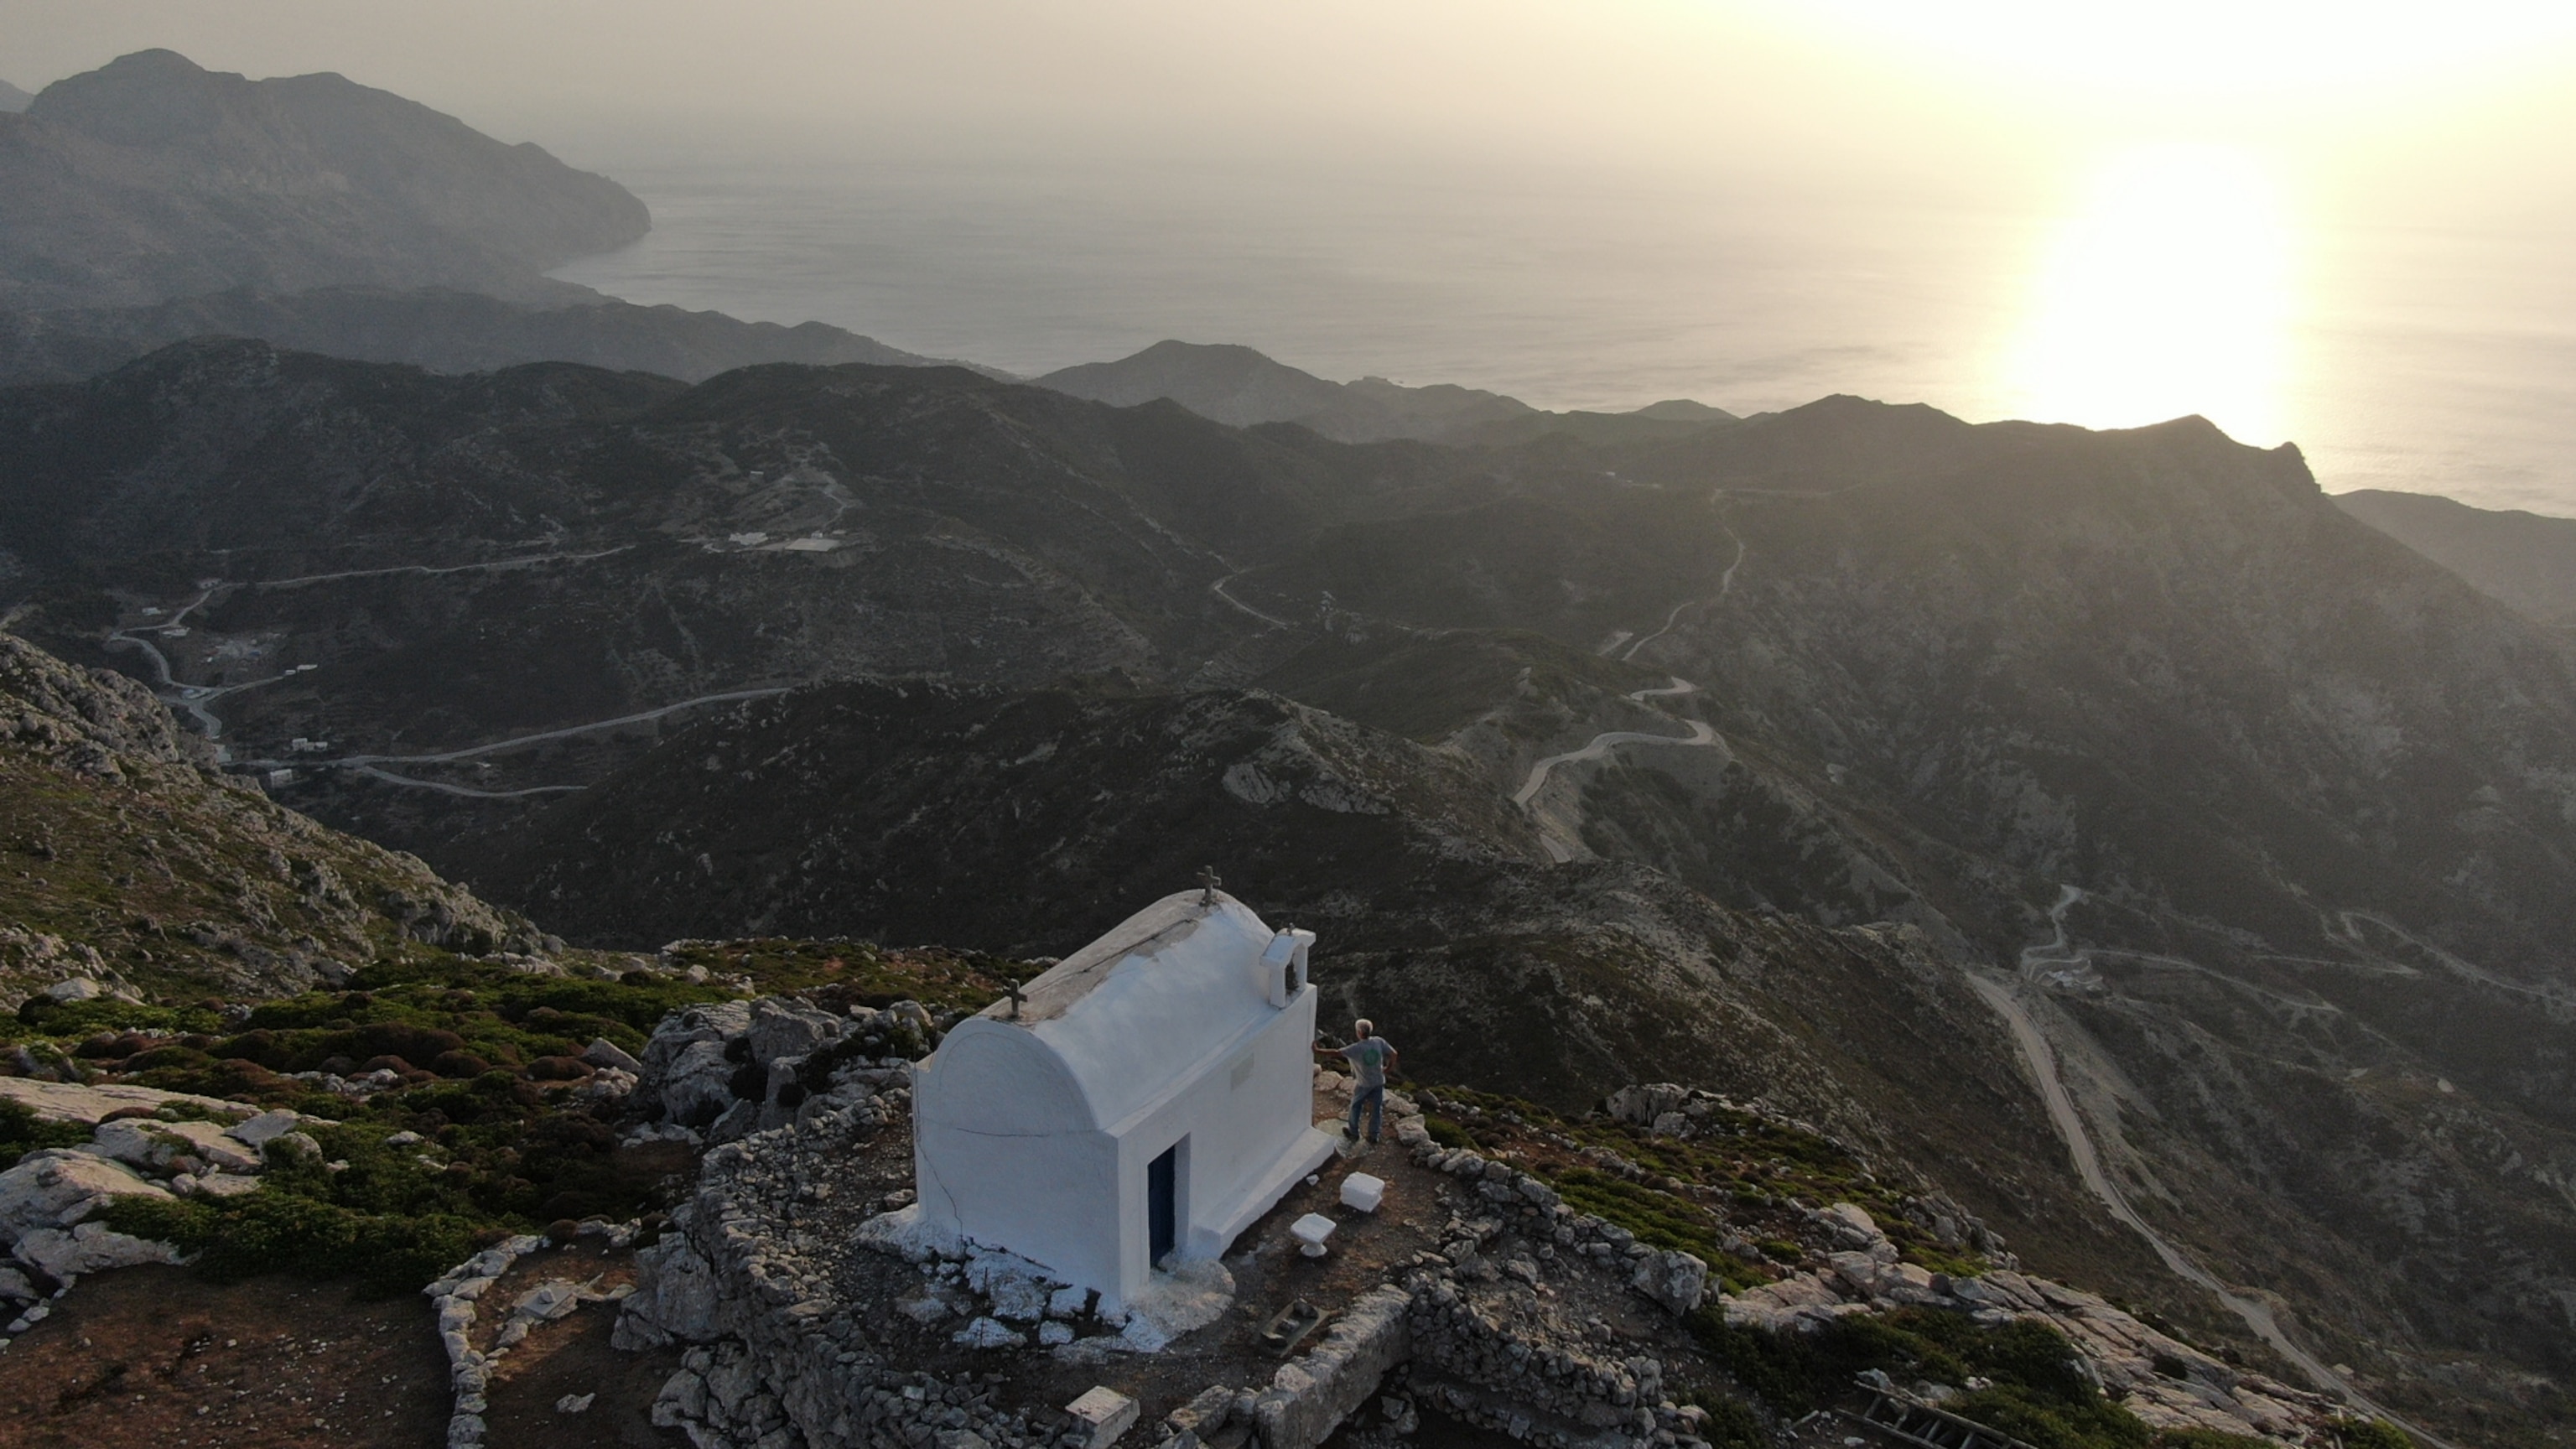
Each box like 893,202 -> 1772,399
1353,1019 -> 1374,1036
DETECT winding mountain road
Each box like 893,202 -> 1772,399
1208,570 -> 1296,629
1511,678 -> 1722,862
1978,899 -> 2452,1445
105,551 -> 631,744
1620,523 -> 1745,662
235,686 -> 796,794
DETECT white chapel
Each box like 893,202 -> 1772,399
908,888 -> 1337,1311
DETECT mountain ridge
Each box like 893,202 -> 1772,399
2337,487 -> 2576,629
0,285 -> 985,388
1036,338 -> 1737,446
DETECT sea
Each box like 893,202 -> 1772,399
553,153 -> 2576,517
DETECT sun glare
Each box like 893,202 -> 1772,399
1789,0 -> 2576,95
2001,145 -> 2293,442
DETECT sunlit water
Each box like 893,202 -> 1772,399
554,153 -> 2576,515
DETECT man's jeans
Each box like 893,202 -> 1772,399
1347,1083 -> 1384,1142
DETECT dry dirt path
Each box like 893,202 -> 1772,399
0,1266 -> 451,1448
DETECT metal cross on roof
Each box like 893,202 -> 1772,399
1005,980 -> 1026,1019
1197,866 -> 1223,904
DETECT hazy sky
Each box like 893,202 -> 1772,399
4,3 -> 2573,506
4,1 -> 2573,223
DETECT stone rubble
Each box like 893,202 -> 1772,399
614,996 -> 1140,1449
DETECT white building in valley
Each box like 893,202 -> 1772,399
909,888 -> 1336,1311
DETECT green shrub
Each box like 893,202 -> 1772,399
1946,1385 -> 2148,1449
2153,1431 -> 2275,1449
102,1190 -> 483,1297
2341,1422 -> 2415,1449
1423,1115 -> 1477,1150
1687,1306 -> 2158,1449
0,1098 -> 94,1163
1696,1397 -> 1769,1449
1555,1166 -> 1727,1259
11,996 -> 221,1037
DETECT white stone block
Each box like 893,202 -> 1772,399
1337,1174 -> 1385,1213
1065,1385 -> 1140,1449
1289,1213 -> 1337,1257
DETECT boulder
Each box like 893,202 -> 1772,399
95,1118 -> 262,1174
262,1130 -> 323,1165
0,1078 -> 247,1126
654,1367 -> 709,1424
660,1040 -> 739,1127
15,1220 -> 182,1277
1630,1249 -> 1709,1316
1604,1083 -> 1690,1129
615,1233 -> 724,1348
583,1038 -> 643,1074
1821,1201 -> 1897,1262
0,1149 -> 173,1235
570,1067 -> 639,1105
1826,1250 -> 1892,1298
638,1002 -> 752,1098
705,1098 -> 760,1145
745,999 -> 841,1068
225,1109 -> 312,1148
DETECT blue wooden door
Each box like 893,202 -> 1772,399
1147,1144 -> 1177,1268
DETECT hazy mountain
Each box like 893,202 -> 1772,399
0,49 -> 647,309
1036,338 -> 1733,445
2338,486 -> 2576,628
0,78 -> 30,113
0,286 -> 977,387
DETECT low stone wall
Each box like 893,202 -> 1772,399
1251,1285 -> 1413,1449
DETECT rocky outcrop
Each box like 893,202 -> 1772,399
628,993 -> 920,1145
0,631 -> 213,772
0,1097 -> 339,1334
0,629 -> 555,1004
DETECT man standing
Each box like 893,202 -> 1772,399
1317,1019 -> 1398,1145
